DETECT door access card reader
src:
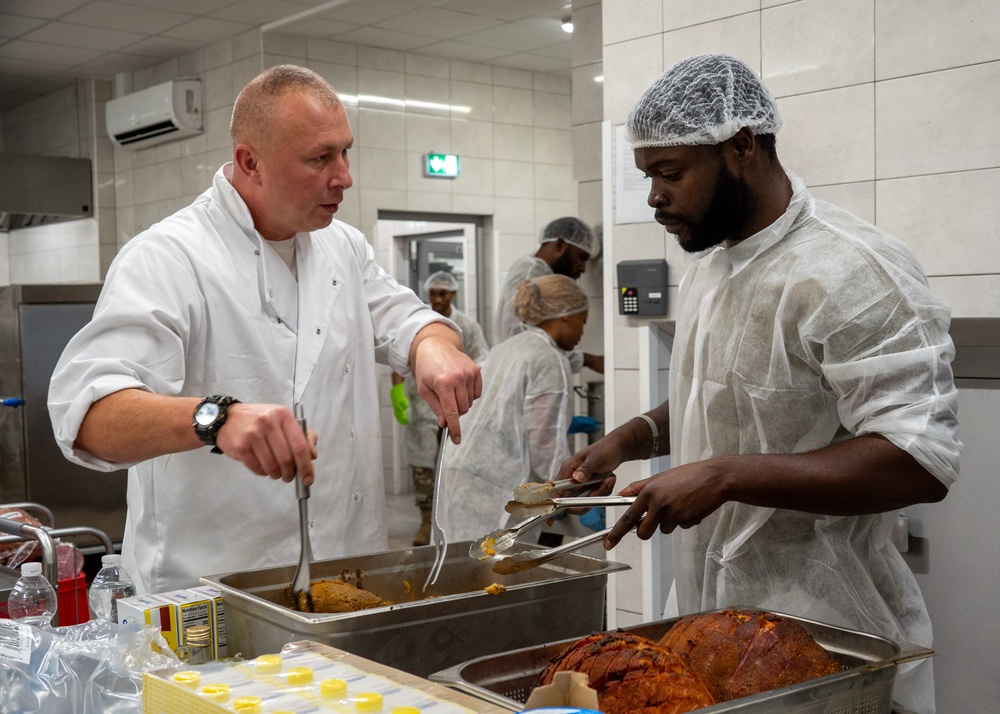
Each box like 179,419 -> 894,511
617,259 -> 668,316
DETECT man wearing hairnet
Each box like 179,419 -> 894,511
391,270 -> 489,545
558,54 -> 959,713
498,217 -> 604,374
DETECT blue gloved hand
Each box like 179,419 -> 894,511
579,507 -> 606,531
568,415 -> 602,434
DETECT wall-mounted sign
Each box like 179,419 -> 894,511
424,153 -> 460,178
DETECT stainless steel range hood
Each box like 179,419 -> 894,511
0,153 -> 93,232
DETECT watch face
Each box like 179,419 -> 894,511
195,402 -> 221,426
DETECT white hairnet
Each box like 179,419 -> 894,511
423,270 -> 459,292
539,217 -> 600,258
625,54 -> 782,148
513,275 -> 588,325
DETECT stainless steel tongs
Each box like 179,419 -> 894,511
490,527 -> 612,575
422,425 -> 449,593
290,403 -> 314,612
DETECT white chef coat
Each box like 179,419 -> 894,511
48,164 -> 449,594
498,255 -> 585,373
439,327 -> 572,541
402,307 -> 489,470
668,171 -> 960,714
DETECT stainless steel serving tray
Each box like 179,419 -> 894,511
202,540 -> 628,678
430,610 -> 934,713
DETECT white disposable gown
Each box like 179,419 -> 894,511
439,327 -> 572,541
498,255 -> 585,372
48,164 -> 448,594
402,307 -> 489,469
668,171 -> 960,713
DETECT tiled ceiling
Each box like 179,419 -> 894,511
0,0 -> 575,111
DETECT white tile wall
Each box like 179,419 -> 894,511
876,61 -> 1000,179
762,0 -> 874,96
875,0 -> 1000,80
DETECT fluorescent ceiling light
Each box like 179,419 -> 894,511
561,17 -> 573,33
339,93 -> 471,114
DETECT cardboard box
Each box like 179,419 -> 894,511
117,594 -> 179,654
187,585 -> 227,659
142,641 -> 512,714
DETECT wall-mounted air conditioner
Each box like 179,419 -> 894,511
106,79 -> 203,150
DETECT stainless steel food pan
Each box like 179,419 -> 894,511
201,541 -> 627,678
430,610 -> 934,713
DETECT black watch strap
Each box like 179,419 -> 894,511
193,395 -> 241,451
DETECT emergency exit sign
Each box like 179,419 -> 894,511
424,153 -> 460,178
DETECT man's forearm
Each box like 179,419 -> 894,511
74,389 -> 202,463
408,321 -> 463,367
718,434 -> 949,515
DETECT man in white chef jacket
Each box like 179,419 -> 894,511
48,65 -> 482,595
558,55 -> 960,713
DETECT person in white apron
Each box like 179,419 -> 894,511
441,275 -> 588,542
559,54 -> 960,714
391,270 -> 490,545
48,65 -> 482,594
498,217 -> 603,374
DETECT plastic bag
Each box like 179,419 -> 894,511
0,619 -> 180,714
0,509 -> 44,569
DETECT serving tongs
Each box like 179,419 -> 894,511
469,511 -> 550,560
422,425 -> 449,593
291,403 -> 314,613
504,495 -> 636,520
510,476 -> 605,505
491,527 -> 612,575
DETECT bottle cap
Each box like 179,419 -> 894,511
101,554 -> 123,566
200,683 -> 230,702
232,696 -> 263,713
254,654 -> 283,674
20,562 -> 42,576
172,671 -> 200,688
286,667 -> 314,686
355,692 -> 383,712
321,678 -> 348,697
186,624 -> 211,644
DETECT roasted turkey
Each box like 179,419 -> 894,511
658,609 -> 842,702
284,578 -> 389,613
536,631 -> 716,713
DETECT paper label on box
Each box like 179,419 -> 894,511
0,620 -> 32,664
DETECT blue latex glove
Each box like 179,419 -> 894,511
579,507 -> 606,531
568,415 -> 602,434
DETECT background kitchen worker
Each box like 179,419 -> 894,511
390,270 -> 489,545
498,217 -> 604,374
48,65 -> 481,594
558,54 -> 960,714
440,274 -> 588,542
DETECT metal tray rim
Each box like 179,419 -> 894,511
429,608 -> 935,712
201,547 -> 629,625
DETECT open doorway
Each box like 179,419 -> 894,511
374,212 -> 487,498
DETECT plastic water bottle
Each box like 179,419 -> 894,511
88,554 -> 137,623
7,561 -> 58,626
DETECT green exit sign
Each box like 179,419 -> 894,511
424,153 -> 460,178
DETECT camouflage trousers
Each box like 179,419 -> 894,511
412,466 -> 435,510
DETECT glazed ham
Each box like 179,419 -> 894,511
536,631 -> 716,714
658,609 -> 842,702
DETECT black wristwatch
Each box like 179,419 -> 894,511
193,395 -> 241,452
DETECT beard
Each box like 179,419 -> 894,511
550,248 -> 581,279
673,156 -> 754,253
